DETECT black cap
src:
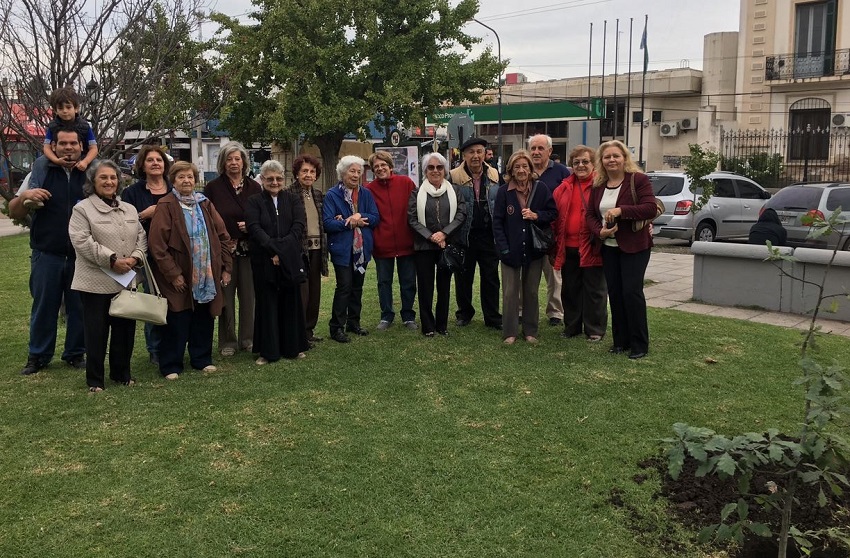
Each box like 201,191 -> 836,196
459,137 -> 488,152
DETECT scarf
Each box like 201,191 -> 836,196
173,188 -> 216,304
416,178 -> 457,227
339,183 -> 365,272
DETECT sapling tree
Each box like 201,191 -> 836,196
664,209 -> 850,558
684,143 -> 721,243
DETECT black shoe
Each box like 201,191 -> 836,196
485,321 -> 502,330
437,330 -> 449,336
149,352 -> 159,366
65,355 -> 86,369
346,326 -> 369,336
20,356 -> 44,376
561,331 -> 581,339
628,351 -> 647,360
608,346 -> 625,354
309,335 -> 324,343
424,331 -> 436,338
330,330 -> 351,343
549,317 -> 563,326
456,318 -> 471,327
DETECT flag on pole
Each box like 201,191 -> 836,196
639,19 -> 648,74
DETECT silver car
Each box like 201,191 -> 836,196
762,182 -> 850,250
648,171 -> 771,242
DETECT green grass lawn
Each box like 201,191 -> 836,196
1,232 -> 848,557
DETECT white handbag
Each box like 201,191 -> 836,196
108,254 -> 168,325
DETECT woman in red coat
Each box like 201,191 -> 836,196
552,145 -> 607,342
586,140 -> 657,359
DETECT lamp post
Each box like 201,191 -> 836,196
472,18 -> 502,171
85,78 -> 99,132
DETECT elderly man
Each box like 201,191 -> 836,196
450,137 -> 502,329
9,126 -> 87,375
529,134 -> 571,326
365,151 -> 418,331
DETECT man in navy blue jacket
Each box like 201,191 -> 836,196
529,134 -> 571,326
9,127 -> 87,375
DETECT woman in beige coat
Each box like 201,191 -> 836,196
69,160 -> 147,392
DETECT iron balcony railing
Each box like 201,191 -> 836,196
765,49 -> 850,80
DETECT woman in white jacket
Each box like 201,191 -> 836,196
69,160 -> 146,392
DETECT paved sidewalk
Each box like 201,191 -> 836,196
0,216 -> 26,238
646,251 -> 850,339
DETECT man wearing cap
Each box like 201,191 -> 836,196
529,134 -> 571,326
450,137 -> 502,329
365,151 -> 418,332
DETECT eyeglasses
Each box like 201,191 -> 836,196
573,159 -> 592,166
263,176 -> 284,182
426,165 -> 444,171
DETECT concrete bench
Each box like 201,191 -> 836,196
691,242 -> 850,322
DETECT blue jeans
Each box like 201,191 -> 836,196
28,249 -> 85,364
374,255 -> 416,323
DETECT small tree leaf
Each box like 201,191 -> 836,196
818,487 -> 827,507
716,453 -> 737,477
667,446 -> 685,479
698,524 -> 718,543
748,522 -> 772,537
737,498 -> 748,521
721,502 -> 737,521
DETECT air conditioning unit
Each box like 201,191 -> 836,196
680,117 -> 698,130
660,121 -> 679,137
831,113 -> 850,128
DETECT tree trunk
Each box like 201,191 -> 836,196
312,135 -> 345,193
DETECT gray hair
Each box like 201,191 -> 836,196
527,134 -> 553,149
217,141 -> 250,177
84,159 -> 123,196
421,152 -> 449,171
259,159 -> 285,177
336,155 -> 365,181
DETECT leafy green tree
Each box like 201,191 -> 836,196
212,0 -> 503,188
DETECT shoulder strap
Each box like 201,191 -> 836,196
629,173 -> 637,205
139,253 -> 161,296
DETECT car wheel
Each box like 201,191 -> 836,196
695,222 -> 716,242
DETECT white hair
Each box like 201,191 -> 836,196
336,155 -> 365,181
421,152 -> 449,170
527,134 -> 553,149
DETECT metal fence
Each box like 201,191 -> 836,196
719,127 -> 850,189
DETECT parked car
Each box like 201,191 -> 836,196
648,171 -> 771,242
762,182 -> 850,250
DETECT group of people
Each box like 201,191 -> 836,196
12,109 -> 660,392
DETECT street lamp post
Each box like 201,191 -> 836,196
472,18 -> 502,171
85,78 -> 99,132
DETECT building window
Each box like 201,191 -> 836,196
788,98 -> 830,160
632,111 -> 643,123
651,110 -> 663,124
794,0 -> 837,78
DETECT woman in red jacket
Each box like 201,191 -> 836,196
552,145 -> 607,342
586,140 -> 657,359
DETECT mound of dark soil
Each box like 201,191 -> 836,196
638,456 -> 850,557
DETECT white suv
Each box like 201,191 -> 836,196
648,171 -> 771,242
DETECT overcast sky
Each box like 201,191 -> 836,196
208,0 -> 742,81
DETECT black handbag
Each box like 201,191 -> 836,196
438,244 -> 466,272
528,182 -> 555,253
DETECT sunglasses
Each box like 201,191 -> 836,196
573,159 -> 592,166
426,165 -> 444,171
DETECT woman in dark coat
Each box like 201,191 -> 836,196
748,208 -> 787,246
245,160 -> 310,364
492,149 -> 557,345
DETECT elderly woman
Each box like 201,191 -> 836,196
246,160 -> 310,363
407,152 -> 466,337
288,154 -> 328,343
203,141 -> 262,357
149,161 -> 233,379
69,160 -> 146,391
121,143 -> 171,365
552,145 -> 607,342
586,140 -> 657,359
493,150 -> 557,344
322,155 -> 380,343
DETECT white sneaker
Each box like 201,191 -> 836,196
404,320 -> 418,330
165,373 -> 179,380
255,357 -> 268,365
202,365 -> 217,372
376,320 -> 391,331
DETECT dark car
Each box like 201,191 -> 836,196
762,182 -> 850,250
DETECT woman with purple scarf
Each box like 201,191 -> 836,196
322,156 -> 380,343
149,161 -> 233,379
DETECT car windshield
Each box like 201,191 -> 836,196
766,187 -> 823,211
648,175 -> 684,196
826,188 -> 850,212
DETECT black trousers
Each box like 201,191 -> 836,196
455,228 -> 501,325
159,303 -> 215,376
560,247 -> 608,338
78,291 -> 136,389
414,250 -> 453,334
329,262 -> 365,333
300,249 -> 323,337
601,245 -> 650,354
